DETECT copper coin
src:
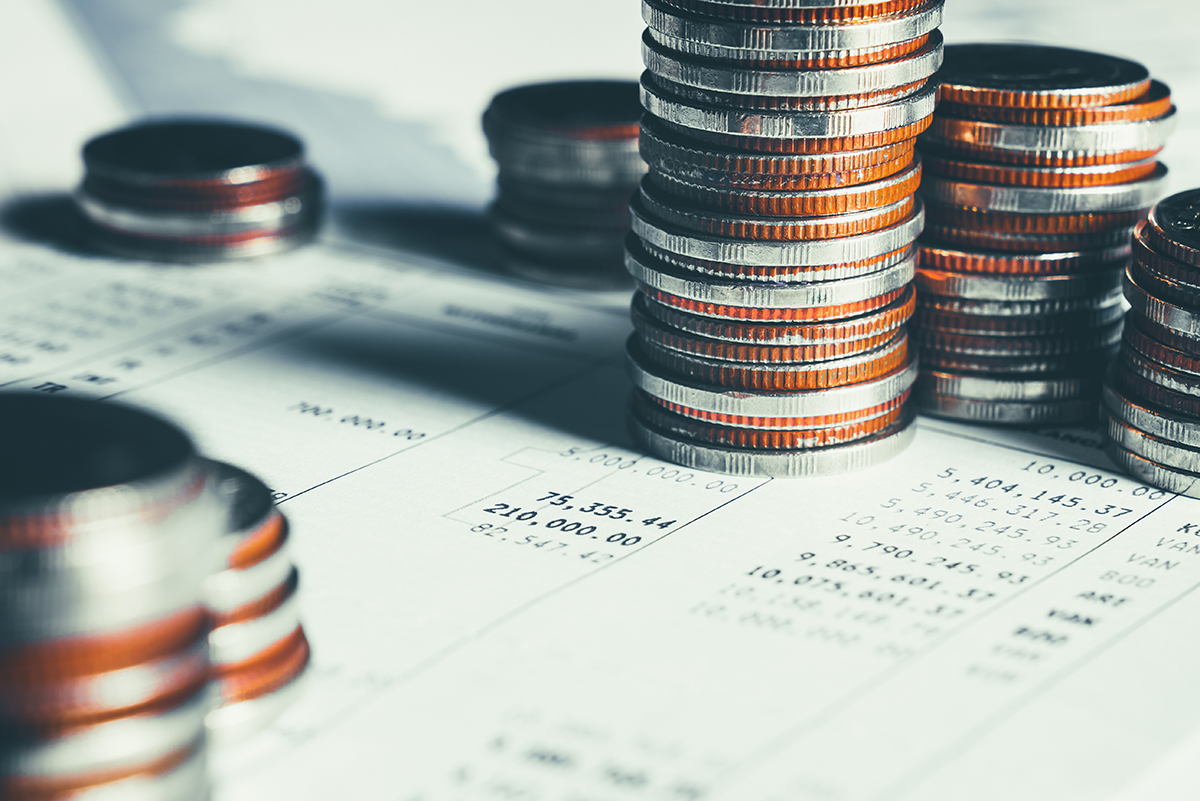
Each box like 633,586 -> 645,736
917,239 -> 1130,276
646,388 -> 911,430
921,151 -> 1160,189
216,627 -> 310,705
640,283 -> 907,322
936,43 -> 1150,109
654,0 -> 927,23
924,202 -> 1147,235
938,80 -> 1172,126
924,223 -> 1139,253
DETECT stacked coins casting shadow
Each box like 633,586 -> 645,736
1102,190 -> 1200,496
76,119 -> 322,262
205,462 -> 309,745
483,81 -> 645,290
626,0 -> 945,476
914,44 -> 1175,424
0,395 -> 222,801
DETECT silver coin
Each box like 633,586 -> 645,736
631,291 -> 899,357
482,80 -> 640,146
491,140 -> 645,187
209,597 -> 301,667
52,740 -> 210,801
639,235 -> 916,283
631,194 -> 925,267
639,117 -> 913,190
629,400 -> 917,477
916,288 -> 1124,317
1106,413 -> 1200,475
627,335 -> 917,416
494,193 -> 630,230
1144,188 -> 1200,268
634,289 -> 914,347
646,156 -> 922,217
919,346 -> 1118,375
917,370 -> 1097,402
1,687 -> 210,777
644,28 -> 931,65
637,178 -> 916,238
641,28 -> 943,97
915,302 -> 1124,336
75,180 -> 318,238
922,110 -> 1176,156
206,529 -> 295,613
1102,371 -> 1200,449
919,165 -> 1167,214
641,72 -> 938,139
1123,263 -> 1200,338
641,0 -> 944,53
916,266 -> 1122,301
206,461 -> 274,557
918,392 -> 1096,425
627,238 -> 915,308
208,667 -> 308,748
924,223 -> 1139,254
1118,346 -> 1200,398
1104,438 -> 1200,498
917,320 -> 1122,358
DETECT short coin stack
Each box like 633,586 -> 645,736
914,44 -> 1175,424
77,119 -> 322,262
0,395 -> 221,801
626,0 -> 945,476
483,81 -> 645,290
205,461 -> 310,745
1103,190 -> 1200,496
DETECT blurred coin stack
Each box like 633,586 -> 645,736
1103,190 -> 1200,496
483,81 -> 645,290
76,119 -> 322,263
0,395 -> 221,801
625,0 -> 945,476
914,44 -> 1175,424
205,462 -> 310,745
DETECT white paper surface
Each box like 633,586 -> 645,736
4,2 -> 1200,799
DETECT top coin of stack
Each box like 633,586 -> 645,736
0,394 -> 223,801
483,80 -> 645,290
626,0 -> 944,476
914,44 -> 1175,425
76,119 -> 323,263
1103,189 -> 1200,496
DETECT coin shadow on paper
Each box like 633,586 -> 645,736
331,202 -> 504,278
0,193 -> 97,257
282,323 -> 633,448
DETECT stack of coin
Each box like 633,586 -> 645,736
205,462 -> 309,745
625,0 -> 945,476
76,119 -> 322,262
914,44 -> 1175,424
1103,190 -> 1200,496
0,394 -> 222,801
483,80 -> 645,289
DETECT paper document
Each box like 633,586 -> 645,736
3,2 -> 1200,799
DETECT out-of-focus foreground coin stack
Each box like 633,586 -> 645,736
1103,190 -> 1200,496
75,119 -> 323,263
915,44 -> 1175,424
625,0 -> 944,476
205,462 -> 310,745
483,81 -> 645,290
0,395 -> 220,801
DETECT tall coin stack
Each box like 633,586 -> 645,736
0,395 -> 221,801
484,81 -> 645,290
625,0 -> 944,476
77,119 -> 322,263
205,462 -> 310,745
914,45 -> 1175,424
1103,190 -> 1200,496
